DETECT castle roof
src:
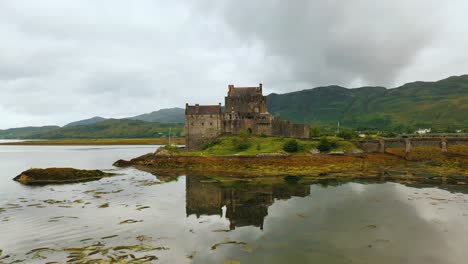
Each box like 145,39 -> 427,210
227,84 -> 263,97
185,104 -> 221,115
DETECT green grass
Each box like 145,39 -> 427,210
189,135 -> 356,156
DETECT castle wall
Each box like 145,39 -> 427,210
289,124 -> 310,139
271,119 -> 290,137
225,96 -> 267,114
185,113 -> 222,151
254,123 -> 272,136
271,120 -> 309,139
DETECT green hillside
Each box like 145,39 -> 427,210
267,75 -> 468,131
0,126 -> 60,139
128,107 -> 184,123
65,116 -> 107,127
32,119 -> 183,139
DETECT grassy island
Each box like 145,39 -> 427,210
116,135 -> 468,185
185,133 -> 358,156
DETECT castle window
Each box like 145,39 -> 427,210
202,122 -> 204,126
210,122 -> 213,126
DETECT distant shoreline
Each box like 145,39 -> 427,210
0,138 -> 185,146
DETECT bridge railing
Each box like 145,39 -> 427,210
398,133 -> 468,138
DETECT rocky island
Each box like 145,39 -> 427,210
14,168 -> 115,185
115,134 -> 468,186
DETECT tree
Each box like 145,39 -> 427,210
310,127 -> 321,138
283,139 -> 300,153
337,129 -> 358,140
317,137 -> 337,152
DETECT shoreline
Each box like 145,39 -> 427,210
115,146 -> 468,185
0,138 -> 185,146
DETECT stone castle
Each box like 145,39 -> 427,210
185,84 -> 310,150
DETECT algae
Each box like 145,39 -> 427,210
98,203 -> 109,208
19,242 -> 168,263
136,205 -> 150,211
119,219 -> 143,225
211,241 -> 247,250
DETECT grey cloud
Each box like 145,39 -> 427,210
0,0 -> 467,128
193,0 -> 446,88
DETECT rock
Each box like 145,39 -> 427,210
13,168 -> 115,185
154,147 -> 172,156
256,152 -> 288,157
309,148 -> 320,154
113,159 -> 133,167
329,151 -> 345,155
347,148 -> 364,154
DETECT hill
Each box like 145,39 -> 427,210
128,107 -> 184,123
31,119 -> 183,139
0,126 -> 60,139
62,108 -> 185,129
2,74 -> 468,138
65,116 -> 107,127
267,75 -> 468,131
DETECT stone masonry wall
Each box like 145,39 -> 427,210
185,114 -> 222,151
289,124 -> 310,139
225,96 -> 267,114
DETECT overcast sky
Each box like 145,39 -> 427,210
1,0 -> 468,129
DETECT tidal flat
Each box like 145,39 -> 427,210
1,145 -> 468,263
119,145 -> 468,185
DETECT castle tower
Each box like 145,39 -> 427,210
185,103 -> 222,151
225,83 -> 267,114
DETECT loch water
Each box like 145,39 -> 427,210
1,145 -> 468,263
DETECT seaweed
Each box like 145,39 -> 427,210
211,241 -> 247,250
119,219 -> 143,225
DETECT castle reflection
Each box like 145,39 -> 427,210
186,177 -> 311,230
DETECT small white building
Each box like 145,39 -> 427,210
415,128 -> 431,135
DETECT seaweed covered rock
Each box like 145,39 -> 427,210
13,168 -> 115,185
113,159 -> 133,167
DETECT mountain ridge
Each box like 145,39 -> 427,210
1,74 -> 467,138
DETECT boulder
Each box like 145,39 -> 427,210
309,148 -> 320,154
113,159 -> 133,167
347,148 -> 364,154
154,147 -> 173,156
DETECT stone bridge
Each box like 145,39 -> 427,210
357,136 -> 468,154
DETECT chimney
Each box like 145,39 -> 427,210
228,84 -> 234,96
195,104 -> 199,114
259,83 -> 263,93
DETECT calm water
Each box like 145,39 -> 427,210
1,145 -> 468,263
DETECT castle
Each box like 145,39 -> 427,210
185,84 -> 310,151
